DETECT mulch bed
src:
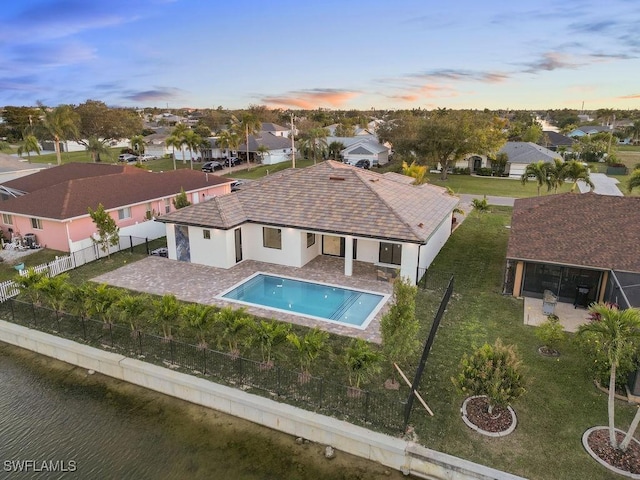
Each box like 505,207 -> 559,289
586,429 -> 640,474
464,396 -> 513,433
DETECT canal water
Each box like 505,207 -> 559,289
0,343 -> 407,480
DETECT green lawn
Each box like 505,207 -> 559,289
427,173 -> 575,197
411,207 -> 634,480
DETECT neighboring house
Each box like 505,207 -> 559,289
539,131 -> 575,152
157,161 -> 459,285
341,140 -> 389,167
568,125 -> 612,137
238,133 -> 294,165
505,193 -> 640,309
40,139 -> 129,153
499,142 -> 562,179
0,153 -> 47,183
0,163 -> 232,253
260,123 -> 291,137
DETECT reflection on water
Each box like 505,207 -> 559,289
0,344 -> 404,480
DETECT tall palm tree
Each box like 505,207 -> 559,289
578,304 -> 640,451
520,160 -> 549,196
216,129 -> 240,170
171,124 -> 190,165
565,160 -> 594,192
545,159 -> 570,193
180,130 -> 203,170
86,135 -> 112,162
130,135 -> 146,156
39,104 -> 79,165
625,120 -> 640,145
328,141 -> 345,161
308,127 -> 329,164
626,169 -> 640,193
165,135 -> 182,170
17,133 -> 41,163
237,113 -> 261,167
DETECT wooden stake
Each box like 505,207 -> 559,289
394,363 -> 434,416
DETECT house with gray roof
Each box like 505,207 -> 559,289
499,142 -> 562,179
157,161 -> 459,285
505,193 -> 640,309
341,140 -> 389,167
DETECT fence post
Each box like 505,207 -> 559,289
138,331 -> 143,356
129,236 -> 133,253
145,237 -> 149,255
109,323 -> 114,348
202,348 -> 207,375
81,316 -> 87,341
318,378 -> 323,408
169,339 -> 174,365
32,302 -> 37,328
9,298 -> 14,322
364,391 -> 370,423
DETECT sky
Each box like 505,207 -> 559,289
1,0 -> 639,111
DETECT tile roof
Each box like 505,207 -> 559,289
507,193 -> 640,272
0,163 -> 231,220
499,142 -> 561,164
158,161 -> 459,243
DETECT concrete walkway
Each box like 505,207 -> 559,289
577,172 -> 624,196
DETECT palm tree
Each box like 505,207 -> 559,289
520,160 -> 549,196
181,303 -> 214,349
38,274 -> 70,318
180,130 -> 203,170
625,120 -> 640,145
307,127 -> 329,164
256,144 -> 269,165
628,169 -> 640,193
171,124 -> 189,165
17,133 -> 41,163
85,283 -> 119,326
86,136 -> 112,163
565,160 -> 594,192
217,306 -> 253,356
328,141 -> 345,161
39,104 -> 79,165
237,113 -> 262,167
130,135 -> 146,156
343,338 -> 382,389
402,160 -> 427,185
286,328 -> 329,376
216,129 -> 240,170
250,320 -> 291,366
151,294 -> 181,340
116,293 -> 150,333
577,304 -> 640,450
545,159 -> 570,193
165,135 -> 182,170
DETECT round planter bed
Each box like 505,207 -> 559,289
582,426 -> 640,478
461,395 -> 517,437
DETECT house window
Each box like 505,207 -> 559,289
263,227 -> 282,249
379,242 -> 402,265
306,232 -> 315,248
31,218 -> 43,230
203,229 -> 211,240
2,214 -> 12,225
118,207 -> 131,220
164,198 -> 171,214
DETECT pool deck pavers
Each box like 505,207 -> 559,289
93,255 -> 394,343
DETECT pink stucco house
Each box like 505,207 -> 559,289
0,163 -> 232,252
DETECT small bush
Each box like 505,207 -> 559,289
452,339 -> 525,411
476,167 -> 493,176
471,196 -> 490,212
535,315 -> 565,353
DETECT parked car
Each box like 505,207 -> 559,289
118,154 -> 138,163
201,161 -> 223,172
231,180 -> 245,191
138,154 -> 156,161
224,157 -> 242,167
354,159 -> 371,169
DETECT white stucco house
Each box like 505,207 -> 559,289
341,140 -> 389,167
157,161 -> 459,285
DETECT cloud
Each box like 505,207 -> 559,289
0,75 -> 41,92
409,69 -> 509,83
522,52 -> 581,73
261,89 -> 359,109
11,42 -> 95,68
122,87 -> 183,102
619,93 -> 640,99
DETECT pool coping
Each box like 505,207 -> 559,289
216,271 -> 391,331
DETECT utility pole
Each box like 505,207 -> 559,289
290,113 -> 296,169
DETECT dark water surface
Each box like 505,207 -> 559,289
0,343 -> 405,480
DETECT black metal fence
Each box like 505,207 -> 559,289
0,298 -> 406,432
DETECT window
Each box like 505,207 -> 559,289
118,207 -> 131,220
306,232 -> 315,248
263,227 -> 282,249
203,229 -> 211,240
2,214 -> 12,225
164,198 -> 171,214
379,242 -> 402,265
31,218 -> 43,230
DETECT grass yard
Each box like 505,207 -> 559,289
427,173 -> 575,197
411,207 -> 636,480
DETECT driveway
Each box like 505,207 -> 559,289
577,173 -> 624,196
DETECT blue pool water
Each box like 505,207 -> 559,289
220,273 -> 387,328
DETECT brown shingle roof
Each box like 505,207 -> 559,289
507,193 -> 640,272
0,163 -> 231,220
159,161 -> 459,243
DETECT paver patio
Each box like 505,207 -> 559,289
93,255 -> 395,343
523,296 -> 591,332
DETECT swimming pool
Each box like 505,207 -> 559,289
218,273 -> 388,329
